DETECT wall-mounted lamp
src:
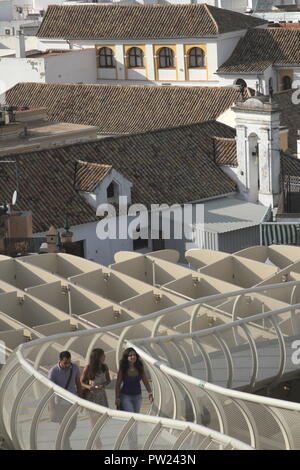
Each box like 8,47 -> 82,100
61,285 -> 69,295
114,309 -> 121,320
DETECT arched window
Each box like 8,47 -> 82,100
107,182 -> 115,199
159,47 -> 174,68
128,47 -> 144,68
98,47 -> 114,68
188,47 -> 205,68
235,78 -> 247,88
282,75 -> 292,90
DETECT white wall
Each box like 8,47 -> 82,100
293,67 -> 300,83
71,220 -> 133,266
34,221 -> 133,267
100,0 -> 252,11
0,19 -> 40,35
234,100 -> 281,207
0,48 -> 97,93
217,106 -> 237,128
127,67 -> 147,81
32,0 -> 65,12
220,0 -> 248,12
218,65 -> 278,95
39,34 -> 251,87
0,34 -> 44,50
45,48 -> 97,83
0,56 -> 45,91
255,11 -> 300,23
216,31 -> 246,70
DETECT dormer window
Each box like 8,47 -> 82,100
282,75 -> 292,91
107,182 -> 114,199
106,180 -> 119,203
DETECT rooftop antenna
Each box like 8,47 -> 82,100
12,190 -> 17,207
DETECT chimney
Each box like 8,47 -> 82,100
298,131 -> 300,160
46,226 -> 59,253
15,31 -> 26,59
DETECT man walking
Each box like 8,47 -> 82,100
48,351 -> 82,450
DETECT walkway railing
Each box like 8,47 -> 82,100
1,281 -> 300,449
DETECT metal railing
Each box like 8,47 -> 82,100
1,281 -> 300,449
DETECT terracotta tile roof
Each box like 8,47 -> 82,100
36,4 -> 267,40
213,137 -> 237,167
218,28 -> 300,73
281,152 -> 300,179
74,161 -> 112,192
6,82 -> 253,135
0,121 -> 236,233
272,90 -> 300,154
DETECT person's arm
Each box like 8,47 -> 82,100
76,375 -> 83,398
47,366 -> 57,413
115,369 -> 123,408
48,365 -> 57,385
75,364 -> 83,398
104,365 -> 111,387
141,371 -> 154,402
80,366 -> 94,391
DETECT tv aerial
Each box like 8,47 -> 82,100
12,190 -> 17,206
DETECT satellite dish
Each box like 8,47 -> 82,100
12,190 -> 17,206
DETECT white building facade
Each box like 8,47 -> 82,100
0,46 -> 96,92
221,97 -> 282,207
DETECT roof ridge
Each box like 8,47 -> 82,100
77,160 -> 112,167
1,120 -> 235,159
11,81 -> 244,91
204,3 -> 220,35
213,136 -> 236,141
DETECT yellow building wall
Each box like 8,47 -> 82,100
280,130 -> 289,152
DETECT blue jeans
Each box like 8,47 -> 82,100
120,394 -> 142,449
120,394 -> 142,413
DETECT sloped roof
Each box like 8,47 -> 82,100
281,152 -> 300,178
218,28 -> 300,73
272,90 -> 300,154
0,121 -> 236,233
36,3 -> 267,40
213,137 -> 237,167
6,82 -> 252,135
74,161 -> 112,192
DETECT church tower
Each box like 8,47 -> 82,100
232,96 -> 281,207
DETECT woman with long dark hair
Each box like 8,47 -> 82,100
81,348 -> 111,407
81,348 -> 111,449
115,347 -> 153,413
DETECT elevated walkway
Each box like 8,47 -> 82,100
1,247 -> 300,449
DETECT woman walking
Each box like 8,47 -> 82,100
81,348 -> 111,449
115,347 -> 153,448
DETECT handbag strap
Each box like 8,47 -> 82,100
64,364 -> 73,390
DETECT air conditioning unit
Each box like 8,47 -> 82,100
5,29 -> 11,35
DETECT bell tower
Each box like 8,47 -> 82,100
232,96 -> 281,207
